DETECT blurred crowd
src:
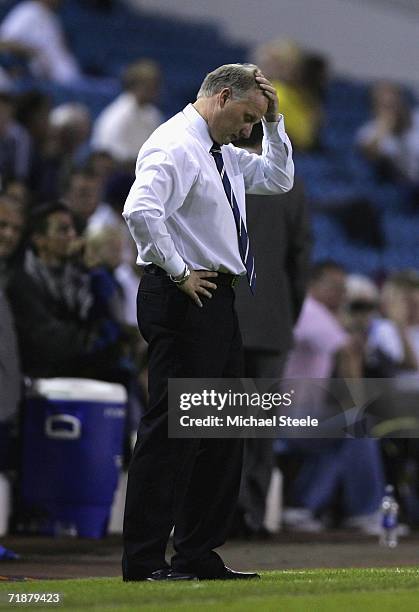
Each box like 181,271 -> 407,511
276,263 -> 419,536
254,36 -> 419,183
1,0 -> 419,548
0,5 -> 165,544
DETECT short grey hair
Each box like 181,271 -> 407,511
197,63 -> 260,100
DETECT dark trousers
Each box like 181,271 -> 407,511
122,273 -> 244,579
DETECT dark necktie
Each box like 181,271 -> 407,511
210,143 -> 256,293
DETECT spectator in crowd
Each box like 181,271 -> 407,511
84,224 -> 141,357
7,201 -> 124,380
65,166 -> 136,267
284,261 -> 361,382
48,102 -> 91,164
0,92 -> 31,189
4,179 -> 31,210
22,102 -> 92,202
281,261 -> 385,533
344,273 -> 379,350
91,59 -> 163,164
255,39 -> 323,151
86,208 -> 143,384
0,196 -> 24,561
85,150 -> 117,194
64,167 -> 116,233
356,81 -> 419,185
301,52 -> 329,103
0,0 -> 82,85
396,271 -> 419,523
360,271 -> 419,526
366,271 -> 418,378
84,224 -> 145,436
84,224 -> 142,362
15,90 -> 52,202
84,225 -> 127,326
231,123 -> 311,538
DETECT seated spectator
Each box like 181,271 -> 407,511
65,166 -> 135,265
48,102 -> 91,165
85,222 -> 139,322
0,92 -> 31,189
7,201 -> 124,380
344,273 -> 379,345
16,90 -> 52,144
65,167 -> 119,234
15,90 -> 52,202
255,39 -> 324,151
0,0 -> 82,85
301,52 -> 329,103
3,178 -> 31,210
356,81 -> 419,185
363,271 -> 419,525
84,225 -> 127,325
13,100 -> 92,204
85,150 -> 117,194
91,59 -> 163,164
280,261 -> 385,533
84,224 -> 145,432
366,271 -> 418,378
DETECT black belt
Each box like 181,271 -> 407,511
143,264 -> 167,276
143,264 -> 240,287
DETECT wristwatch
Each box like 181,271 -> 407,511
170,264 -> 191,286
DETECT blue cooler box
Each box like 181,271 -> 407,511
21,378 -> 127,538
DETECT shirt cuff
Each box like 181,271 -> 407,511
262,115 -> 289,153
262,114 -> 287,137
160,251 -> 186,277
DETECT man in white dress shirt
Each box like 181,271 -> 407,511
122,63 -> 294,581
91,59 -> 163,164
0,0 -> 81,85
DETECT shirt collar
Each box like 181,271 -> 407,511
182,103 -> 214,152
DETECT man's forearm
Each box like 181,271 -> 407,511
123,209 -> 185,277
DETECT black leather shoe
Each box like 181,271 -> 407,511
206,567 -> 260,580
146,569 -> 198,582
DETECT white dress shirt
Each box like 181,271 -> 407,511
91,93 -> 163,163
0,1 -> 81,84
123,103 -> 294,277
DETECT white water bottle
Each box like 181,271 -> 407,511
379,484 -> 399,548
0,473 -> 11,536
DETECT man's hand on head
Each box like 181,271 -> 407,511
178,269 -> 218,308
255,72 -> 280,122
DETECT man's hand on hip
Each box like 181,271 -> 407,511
179,270 -> 218,307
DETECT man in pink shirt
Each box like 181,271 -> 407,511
281,261 -> 385,534
285,276 -> 348,380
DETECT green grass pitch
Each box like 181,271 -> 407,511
1,568 -> 419,611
